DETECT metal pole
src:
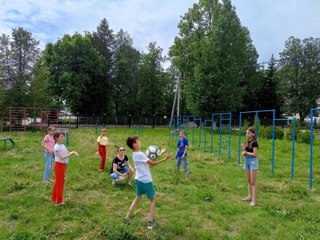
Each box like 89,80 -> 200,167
219,113 -> 222,156
255,112 -> 259,138
238,113 -> 242,165
199,118 -> 202,150
211,114 -> 215,154
204,120 -> 207,152
291,118 -> 296,181
169,83 -> 178,128
228,113 -> 232,160
76,113 -> 79,128
152,114 -> 155,129
192,116 -> 195,145
309,109 -> 314,189
66,133 -> 69,146
271,109 -> 275,176
177,78 -> 180,118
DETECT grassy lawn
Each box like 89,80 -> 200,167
0,128 -> 319,240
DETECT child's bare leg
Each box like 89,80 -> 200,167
115,176 -> 125,183
148,197 -> 156,222
250,170 -> 257,202
246,170 -> 252,198
112,176 -> 124,186
125,196 -> 141,220
127,169 -> 134,183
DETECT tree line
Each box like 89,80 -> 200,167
1,0 -> 320,124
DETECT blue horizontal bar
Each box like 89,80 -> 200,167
240,109 -> 274,114
274,118 -> 294,121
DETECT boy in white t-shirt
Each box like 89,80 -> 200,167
124,135 -> 172,230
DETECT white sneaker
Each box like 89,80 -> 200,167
55,202 -> 66,206
241,196 -> 252,201
147,220 -> 155,230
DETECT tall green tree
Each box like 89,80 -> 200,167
29,57 -> 56,108
256,55 -> 281,114
160,67 -> 177,118
112,30 -> 141,122
44,33 -> 105,114
0,78 -> 5,117
138,42 -> 168,121
91,18 -> 115,114
0,54 -> 4,115
0,28 -> 40,108
277,37 -> 320,122
169,0 -> 258,116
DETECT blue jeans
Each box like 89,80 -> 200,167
243,157 -> 258,171
43,152 -> 53,181
110,168 -> 129,179
176,156 -> 189,176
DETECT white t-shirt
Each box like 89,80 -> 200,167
54,143 -> 69,164
133,151 -> 152,183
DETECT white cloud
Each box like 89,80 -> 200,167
0,0 -> 195,56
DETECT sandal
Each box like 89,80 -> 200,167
249,201 -> 257,206
241,196 -> 252,201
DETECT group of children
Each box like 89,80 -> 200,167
41,126 -> 259,229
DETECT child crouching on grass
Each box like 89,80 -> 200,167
124,135 -> 172,230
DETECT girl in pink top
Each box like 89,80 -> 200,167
41,126 -> 55,183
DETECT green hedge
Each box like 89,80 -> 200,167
285,128 -> 297,141
297,131 -> 314,144
259,126 -> 284,139
212,126 -> 313,144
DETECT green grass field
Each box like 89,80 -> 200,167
0,128 -> 319,240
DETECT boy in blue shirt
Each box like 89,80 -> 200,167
125,135 -> 172,230
176,130 -> 189,177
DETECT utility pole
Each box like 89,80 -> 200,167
169,73 -> 180,127
177,75 -> 180,117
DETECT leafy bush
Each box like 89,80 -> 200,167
275,128 -> 285,140
285,127 -> 297,141
259,126 -> 284,139
297,131 -> 314,144
231,129 -> 239,136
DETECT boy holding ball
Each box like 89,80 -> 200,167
125,135 -> 172,230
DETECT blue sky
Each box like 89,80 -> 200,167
0,0 -> 319,63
